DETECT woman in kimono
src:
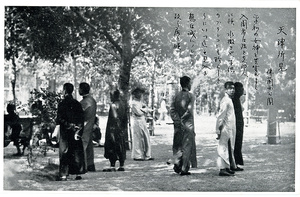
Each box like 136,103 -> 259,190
103,89 -> 127,171
131,88 -> 154,161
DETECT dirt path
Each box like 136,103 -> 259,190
3,117 -> 296,192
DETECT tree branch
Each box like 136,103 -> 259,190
70,8 -> 123,56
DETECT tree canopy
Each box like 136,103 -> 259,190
4,6 -> 296,119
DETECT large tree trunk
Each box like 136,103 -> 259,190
11,57 -> 17,105
119,58 -> 132,150
118,23 -> 133,150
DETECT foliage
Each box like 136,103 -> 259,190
28,88 -> 62,126
4,7 -> 296,120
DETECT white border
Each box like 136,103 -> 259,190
1,1 -> 299,197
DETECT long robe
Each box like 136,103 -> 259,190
216,93 -> 236,169
169,89 -> 197,173
131,99 -> 152,160
80,94 -> 97,171
104,101 -> 127,163
56,95 -> 85,176
233,95 -> 244,165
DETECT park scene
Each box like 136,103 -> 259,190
3,5 -> 297,193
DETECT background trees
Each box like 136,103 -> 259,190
4,7 -> 296,121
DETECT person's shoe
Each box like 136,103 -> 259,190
166,159 -> 172,165
13,152 -> 22,156
145,157 -> 154,161
180,171 -> 191,176
231,167 -> 244,171
219,169 -> 235,176
57,176 -> 68,181
117,167 -> 125,171
225,168 -> 235,174
134,158 -> 145,161
103,168 -> 116,172
173,164 -> 181,174
75,176 -> 82,180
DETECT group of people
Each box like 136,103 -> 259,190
168,76 -> 244,176
56,82 -> 97,181
5,76 -> 244,180
55,82 -> 155,181
215,81 -> 245,176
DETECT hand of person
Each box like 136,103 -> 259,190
93,124 -> 96,129
141,106 -> 148,113
67,123 -> 75,130
74,133 -> 81,140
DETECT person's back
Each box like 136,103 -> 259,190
56,83 -> 85,181
81,95 -> 96,121
79,82 -> 97,172
173,91 -> 194,119
169,76 -> 197,176
104,89 -> 127,171
58,95 -> 84,136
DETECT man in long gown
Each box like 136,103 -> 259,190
79,82 -> 97,172
103,89 -> 127,171
215,81 -> 237,176
56,83 -> 85,181
232,82 -> 245,171
169,76 -> 197,176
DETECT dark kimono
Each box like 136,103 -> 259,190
56,95 -> 85,176
170,89 -> 197,173
104,101 -> 127,163
232,95 -> 244,165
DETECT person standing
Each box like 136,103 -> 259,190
103,89 -> 127,172
169,76 -> 197,176
215,81 -> 237,176
79,82 -> 97,172
232,82 -> 245,171
157,98 -> 168,125
4,103 -> 22,156
92,116 -> 102,147
56,83 -> 85,181
131,87 -> 154,161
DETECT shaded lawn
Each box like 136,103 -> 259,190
3,132 -> 295,192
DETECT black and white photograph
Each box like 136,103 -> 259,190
2,0 -> 299,195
